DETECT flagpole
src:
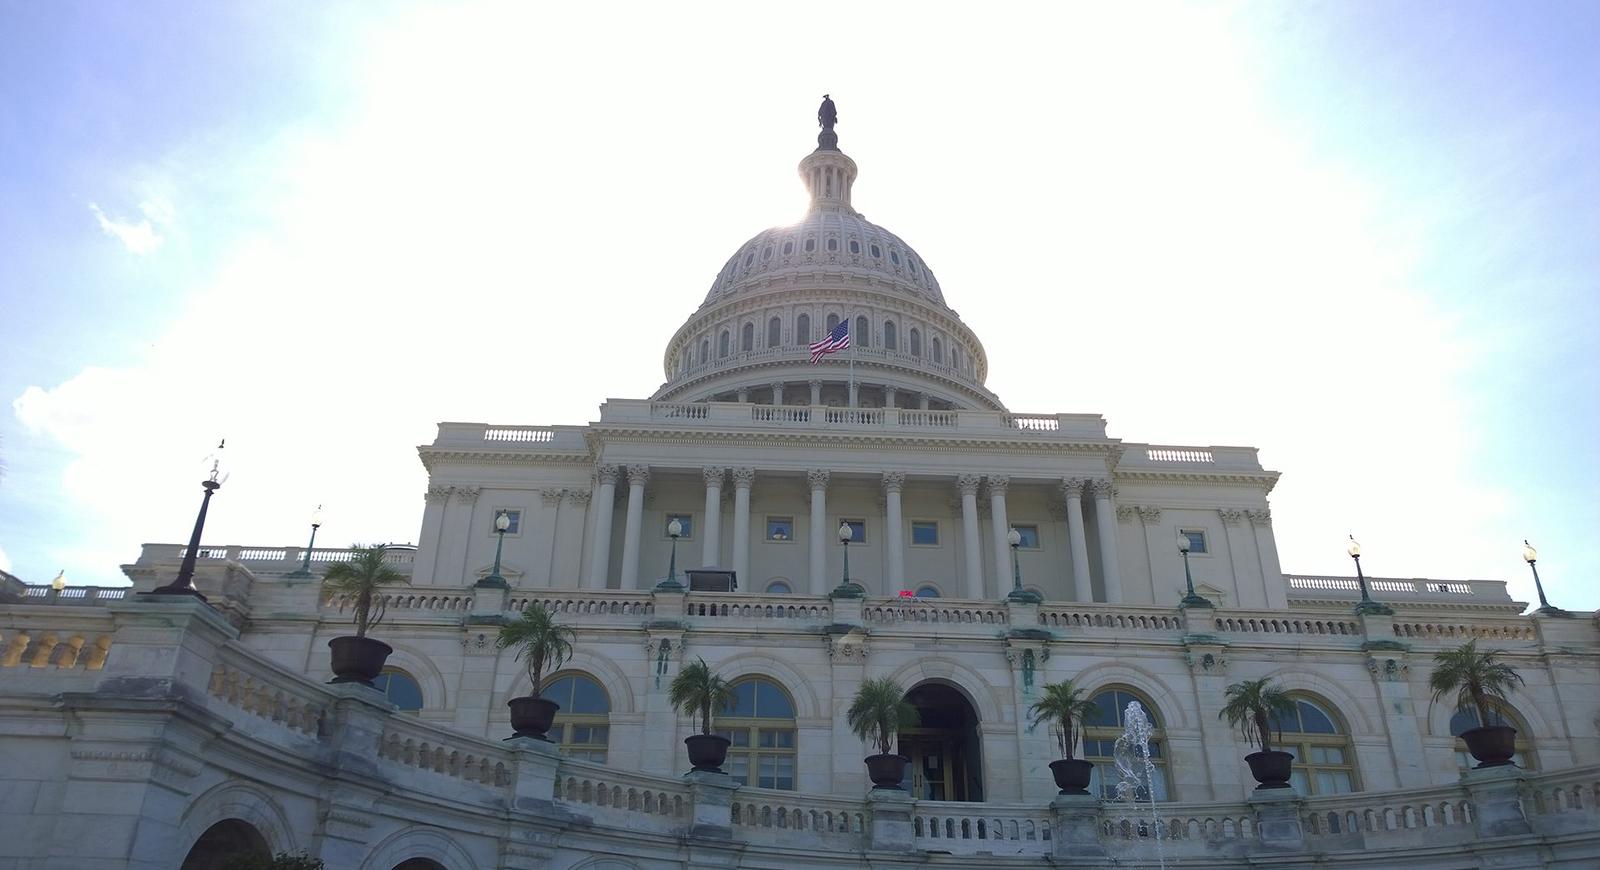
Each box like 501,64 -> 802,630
848,324 -> 857,407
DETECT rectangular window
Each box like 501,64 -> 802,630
1013,524 -> 1040,549
766,516 -> 794,541
666,513 -> 694,539
841,519 -> 867,544
1181,529 -> 1208,554
491,509 -> 522,536
910,521 -> 939,546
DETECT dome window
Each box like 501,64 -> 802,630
782,241 -> 794,255
827,238 -> 838,252
908,257 -> 918,275
796,314 -> 810,343
909,328 -> 922,357
855,316 -> 870,348
849,240 -> 860,254
870,244 -> 881,258
804,239 -> 815,253
741,323 -> 755,353
890,250 -> 901,265
763,246 -> 773,261
744,252 -> 754,268
883,320 -> 897,351
767,317 -> 781,347
719,330 -> 731,358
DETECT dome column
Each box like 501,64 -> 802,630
956,475 -> 985,599
618,465 -> 649,589
807,469 -> 830,594
771,382 -> 785,405
987,476 -> 1011,598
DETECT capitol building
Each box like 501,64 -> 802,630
1,103 -> 1596,870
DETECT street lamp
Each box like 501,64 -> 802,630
1522,540 -> 1569,617
146,442 -> 226,600
830,521 -> 865,598
1346,535 -> 1393,616
1177,534 -> 1213,609
1005,527 -> 1041,603
50,570 -> 66,592
655,518 -> 686,591
477,510 -> 511,589
286,505 -> 323,578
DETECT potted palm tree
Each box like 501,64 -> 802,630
1029,680 -> 1099,795
323,544 -> 406,686
497,603 -> 576,741
669,658 -> 736,773
1430,640 -> 1525,768
1220,677 -> 1297,789
847,677 -> 919,789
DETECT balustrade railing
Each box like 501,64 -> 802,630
684,592 -> 829,621
732,786 -> 867,845
19,585 -> 128,605
554,756 -> 691,831
864,600 -> 1009,626
1211,610 -> 1360,637
912,801 -> 1051,854
206,644 -> 332,739
510,591 -> 655,618
1286,574 -> 1509,602
378,713 -> 514,789
1036,605 -> 1183,632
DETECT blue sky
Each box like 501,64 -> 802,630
1,1 -> 1595,610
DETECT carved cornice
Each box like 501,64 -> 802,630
1112,468 -> 1281,494
881,471 -> 906,494
417,448 -> 591,473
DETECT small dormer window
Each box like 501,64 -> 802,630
782,241 -> 794,255
804,239 -> 815,253
849,240 -> 860,254
870,244 -> 881,258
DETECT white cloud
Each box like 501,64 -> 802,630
87,199 -> 170,254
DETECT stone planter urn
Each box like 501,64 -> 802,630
507,697 -> 561,741
1049,758 -> 1095,795
327,636 -> 392,687
865,753 -> 910,789
1245,750 -> 1295,789
1461,725 -> 1518,768
685,734 -> 732,773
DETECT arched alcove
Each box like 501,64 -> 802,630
901,680 -> 983,801
180,819 -> 270,870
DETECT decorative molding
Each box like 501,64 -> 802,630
451,486 -> 481,505
625,464 -> 650,487
825,630 -> 868,661
565,489 -> 592,506
881,471 -> 906,494
595,464 -> 621,486
731,466 -> 757,488
954,474 -> 983,497
1060,477 -> 1086,498
539,489 -> 564,506
702,466 -> 726,488
1116,505 -> 1138,524
1136,505 -> 1162,525
459,630 -> 495,655
1182,649 -> 1229,674
1366,655 -> 1409,682
1090,479 -> 1114,498
807,468 -> 831,491
1218,508 -> 1245,526
1246,508 -> 1272,527
986,475 -> 1010,498
424,485 -> 452,504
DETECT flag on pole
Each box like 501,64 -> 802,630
809,321 -> 850,363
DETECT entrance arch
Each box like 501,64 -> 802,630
899,681 -> 983,801
393,861 -> 448,870
180,819 -> 271,870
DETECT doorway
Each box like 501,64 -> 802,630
898,681 -> 983,801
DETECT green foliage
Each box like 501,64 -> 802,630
496,603 -> 575,698
669,658 -> 735,735
321,544 -> 406,637
846,677 -> 919,756
1429,640 -> 1524,726
220,851 -> 325,870
1219,677 -> 1296,752
1028,680 -> 1099,760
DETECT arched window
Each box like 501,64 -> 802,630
767,317 -> 781,348
883,320 -> 897,350
782,240 -> 794,256
826,238 -> 838,252
718,330 -> 730,358
931,337 -> 943,364
741,322 -> 754,352
1272,696 -> 1358,794
952,347 -> 962,371
543,672 -> 611,762
826,313 -> 840,334
1083,688 -> 1170,800
849,240 -> 861,254
699,339 -> 709,365
715,678 -> 796,790
1451,704 -> 1535,770
914,584 -> 941,598
374,668 -> 423,712
909,328 -> 922,357
855,316 -> 870,348
804,238 -> 815,253
766,579 -> 792,594
795,314 -> 810,344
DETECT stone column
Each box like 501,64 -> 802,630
413,485 -> 450,585
731,467 -> 754,586
445,486 -> 480,585
553,490 -> 588,585
1364,650 -> 1430,788
735,387 -> 748,403
957,475 -> 984,599
1247,509 -> 1289,609
883,386 -> 897,409
848,381 -> 859,407
532,489 -> 562,586
808,469 -> 830,594
809,379 -> 822,406
1092,480 -> 1123,603
917,392 -> 930,410
1060,478 -> 1094,602
585,465 -> 619,589
771,381 -> 785,405
618,464 -> 649,589
882,472 -> 906,591
1137,505 -> 1163,602
701,466 -> 724,567
987,475 -> 1011,598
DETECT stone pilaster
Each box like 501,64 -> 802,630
1050,794 -> 1105,860
686,770 -> 739,839
867,788 -> 915,851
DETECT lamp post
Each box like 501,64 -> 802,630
1522,541 -> 1569,617
1177,534 -> 1213,609
655,518 -> 686,591
1005,527 -> 1041,603
830,521 -> 865,598
1346,535 -> 1393,616
477,511 -> 511,589
146,447 -> 226,600
286,505 -> 323,578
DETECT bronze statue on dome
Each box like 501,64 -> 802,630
818,94 -> 837,131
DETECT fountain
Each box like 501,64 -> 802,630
1109,699 -> 1169,867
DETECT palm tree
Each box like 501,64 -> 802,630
496,603 -> 575,699
1219,677 -> 1296,752
322,544 -> 406,638
669,658 -> 735,735
1029,680 -> 1099,760
1429,640 -> 1524,726
846,677 -> 918,756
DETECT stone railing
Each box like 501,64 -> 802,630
683,592 -> 830,621
1036,604 -> 1184,633
378,713 -> 513,789
0,618 -> 114,671
323,590 -> 476,615
1103,800 -> 1257,843
597,399 -> 1113,440
1117,443 -> 1266,471
864,600 -> 1010,626
17,585 -> 129,605
1211,610 -> 1361,637
1286,574 -> 1514,605
731,785 -> 867,846
1300,782 -> 1474,841
508,591 -> 656,618
1392,618 -> 1538,643
662,345 -> 987,392
429,422 -> 590,452
137,543 -> 418,574
206,644 -> 333,739
912,800 -> 1052,854
553,756 -> 691,832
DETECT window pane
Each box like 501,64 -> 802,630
1014,526 -> 1040,548
569,676 -> 609,714
379,670 -> 424,711
544,676 -> 574,707
727,682 -> 756,717
1316,771 -> 1353,795
775,756 -> 795,791
759,755 -> 776,788
589,726 -> 609,744
843,520 -> 867,543
755,681 -> 795,718
1085,693 -> 1120,728
728,755 -> 749,786
911,522 -> 939,545
730,730 -> 751,747
914,585 -> 940,598
1297,700 -> 1338,734
1289,769 -> 1309,794
1182,530 -> 1206,553
767,517 -> 793,541
571,726 -> 590,743
767,580 -> 791,594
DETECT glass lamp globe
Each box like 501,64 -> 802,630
1346,536 -> 1361,558
495,512 -> 512,532
1177,534 -> 1191,554
838,522 -> 854,543
1522,540 -> 1537,563
668,518 -> 683,539
310,506 -> 323,528
1007,527 -> 1022,548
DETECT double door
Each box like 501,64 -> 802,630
898,730 -> 969,801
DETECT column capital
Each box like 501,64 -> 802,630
985,475 -> 1010,497
807,379 -> 823,388
881,471 -> 906,494
595,463 -> 621,486
770,381 -> 785,392
1136,505 -> 1162,524
452,486 -> 481,505
1115,504 -> 1137,523
731,466 -> 756,488
1246,508 -> 1272,527
955,474 -> 983,497
1218,508 -> 1245,526
1090,478 -> 1114,498
626,464 -> 650,486
1060,477 -> 1086,498
539,488 -> 564,506
702,466 -> 726,487
806,468 -> 831,491
425,484 -> 452,504
566,489 -> 592,505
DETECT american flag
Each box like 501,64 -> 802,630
809,321 -> 850,363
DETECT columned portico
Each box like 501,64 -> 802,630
956,475 -> 984,598
586,464 -> 619,589
1061,478 -> 1093,602
702,466 -> 724,567
731,467 -> 754,584
618,464 -> 648,589
882,472 -> 905,591
987,475 -> 1010,597
807,469 -> 830,594
1092,479 -> 1123,602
